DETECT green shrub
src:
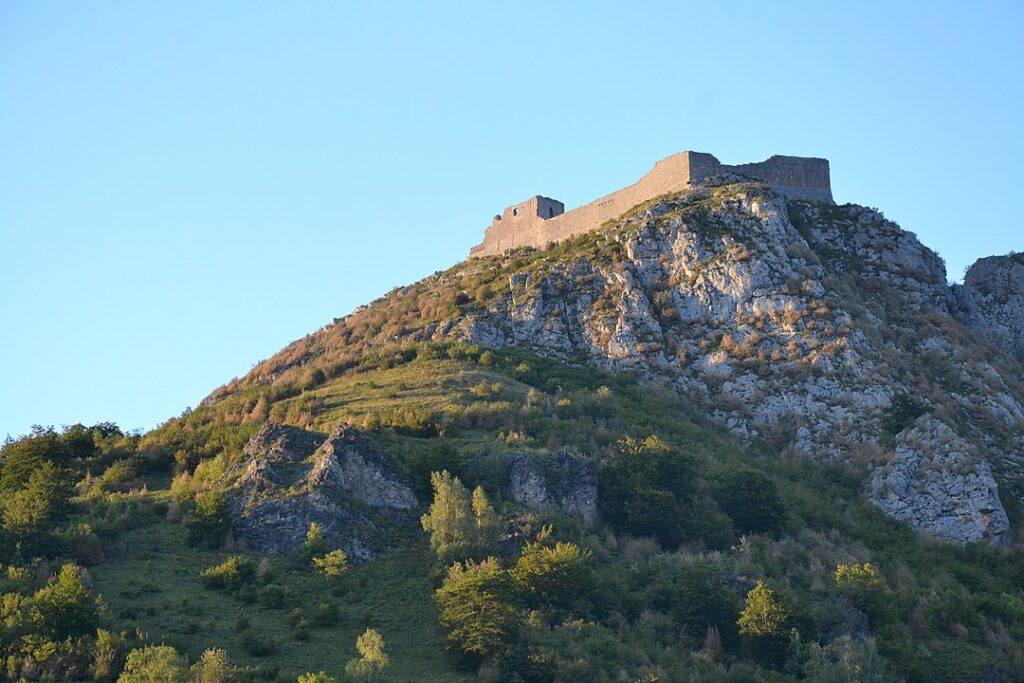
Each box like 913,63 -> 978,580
301,522 -> 328,561
237,585 -> 257,604
257,584 -> 288,609
345,628 -> 390,682
239,629 -> 276,657
710,468 -> 786,536
599,437 -> 701,547
297,673 -> 335,683
834,562 -> 895,624
92,629 -> 129,682
100,460 -> 139,492
787,635 -> 885,682
199,556 -> 257,591
738,580 -> 790,637
881,393 -> 927,436
117,645 -> 188,683
313,599 -> 339,626
312,550 -> 349,578
32,564 -> 105,637
835,563 -> 883,594
435,558 -> 520,658
421,471 -> 497,562
671,563 -> 741,645
292,618 -> 310,641
186,492 -> 230,548
511,541 -> 592,609
189,648 -> 237,683
1,461 -> 73,556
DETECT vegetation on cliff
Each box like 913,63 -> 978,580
3,183 -> 1024,681
2,342 -> 1023,681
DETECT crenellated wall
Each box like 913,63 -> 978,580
469,151 -> 833,258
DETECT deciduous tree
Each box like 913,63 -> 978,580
421,471 -> 474,561
435,557 -> 519,658
738,580 -> 790,637
345,628 -> 390,682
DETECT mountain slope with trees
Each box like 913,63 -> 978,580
3,181 -> 1024,681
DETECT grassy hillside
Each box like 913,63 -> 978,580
89,518 -> 470,682
3,344 -> 1024,681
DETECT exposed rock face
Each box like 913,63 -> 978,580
444,186 -> 1024,544
225,183 -> 1024,546
310,425 -> 418,510
953,254 -> 1024,360
868,417 -> 1009,543
507,451 -> 598,522
228,422 -> 417,560
242,422 -> 323,464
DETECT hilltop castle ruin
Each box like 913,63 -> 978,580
469,151 -> 833,258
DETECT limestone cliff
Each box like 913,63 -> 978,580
953,253 -> 1024,360
219,182 -> 1024,545
444,186 -> 1024,543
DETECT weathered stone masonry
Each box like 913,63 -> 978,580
469,151 -> 833,258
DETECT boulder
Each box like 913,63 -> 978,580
953,254 -> 1024,360
507,451 -> 598,522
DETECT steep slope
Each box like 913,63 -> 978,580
954,253 -> 1024,360
206,181 -> 1024,545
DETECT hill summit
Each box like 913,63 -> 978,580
471,151 -> 833,257
10,152 -> 1024,682
214,168 -> 1024,546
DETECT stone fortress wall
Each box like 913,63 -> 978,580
469,151 -> 833,258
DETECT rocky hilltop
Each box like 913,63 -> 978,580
12,173 -> 1022,682
211,181 -> 1024,546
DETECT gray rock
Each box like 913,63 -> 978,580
953,254 -> 1024,360
868,417 -> 1008,544
228,422 -> 418,560
243,422 -> 324,464
508,451 -> 598,522
310,424 -> 418,510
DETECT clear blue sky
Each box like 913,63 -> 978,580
2,2 -> 1022,439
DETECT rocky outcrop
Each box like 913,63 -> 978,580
228,422 -> 417,560
309,425 -> 418,510
241,422 -> 323,464
953,254 -> 1024,360
221,183 -> 1024,546
445,186 -> 1024,545
507,451 -> 598,522
868,417 -> 1008,544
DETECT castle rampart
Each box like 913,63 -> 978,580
469,151 -> 832,258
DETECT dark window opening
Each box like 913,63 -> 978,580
513,208 -> 520,217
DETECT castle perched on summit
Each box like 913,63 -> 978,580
469,151 -> 833,258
